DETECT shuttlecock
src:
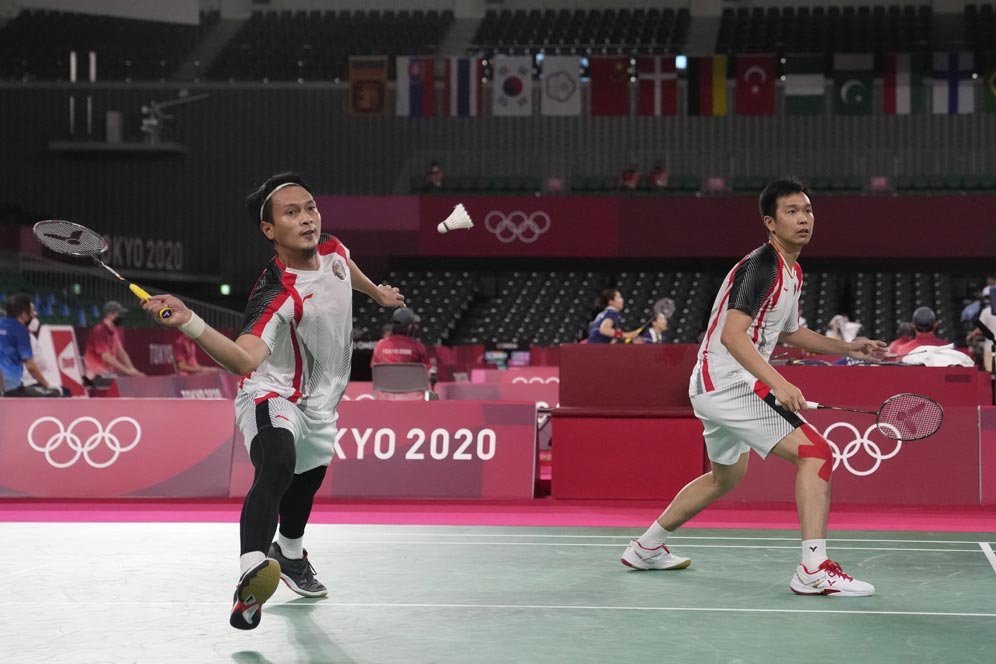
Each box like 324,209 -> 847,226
437,204 -> 474,234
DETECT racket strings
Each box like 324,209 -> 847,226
878,393 -> 943,440
34,221 -> 107,257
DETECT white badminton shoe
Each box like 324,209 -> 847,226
790,559 -> 875,597
229,558 -> 281,630
620,540 -> 691,570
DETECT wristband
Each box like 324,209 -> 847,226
180,312 -> 206,339
614,329 -> 623,339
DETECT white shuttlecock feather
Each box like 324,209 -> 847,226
437,204 -> 474,233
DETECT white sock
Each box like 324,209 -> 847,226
239,551 -> 266,577
278,534 -> 304,560
636,521 -> 671,550
802,539 -> 827,570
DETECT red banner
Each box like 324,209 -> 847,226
735,54 -> 777,116
229,401 -> 537,499
418,196 -> 620,257
589,56 -> 631,116
0,400 -> 235,498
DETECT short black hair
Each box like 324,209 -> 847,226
245,172 -> 314,225
759,176 -> 812,221
5,292 -> 33,318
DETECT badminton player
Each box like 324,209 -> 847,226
142,172 -> 404,628
621,177 -> 887,596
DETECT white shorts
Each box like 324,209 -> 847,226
690,381 -> 805,466
235,393 -> 338,473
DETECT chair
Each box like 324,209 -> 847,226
371,363 -> 430,400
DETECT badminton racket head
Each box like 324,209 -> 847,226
33,220 -> 108,258
876,392 -> 943,441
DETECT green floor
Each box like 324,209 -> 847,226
1,523 -> 993,663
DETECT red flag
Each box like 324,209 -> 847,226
589,56 -> 630,116
636,55 -> 677,116
734,54 -> 776,115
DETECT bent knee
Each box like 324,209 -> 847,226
796,425 -> 833,482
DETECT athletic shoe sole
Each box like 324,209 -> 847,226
230,560 -> 281,629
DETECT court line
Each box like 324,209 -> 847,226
0,600 -> 991,619
329,541 -> 980,552
980,543 -> 996,575
274,601 -> 996,619
349,532 -> 992,545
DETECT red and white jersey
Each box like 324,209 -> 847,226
690,242 -> 803,396
238,234 -> 353,419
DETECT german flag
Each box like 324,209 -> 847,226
687,55 -> 728,116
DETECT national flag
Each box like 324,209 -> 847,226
443,57 -> 483,117
882,53 -> 926,115
687,55 -> 728,116
540,56 -> 581,116
784,54 -> 826,115
833,53 -> 874,115
492,55 -> 533,116
348,55 -> 387,116
636,55 -> 677,116
932,52 -> 975,114
395,56 -> 435,117
734,54 -> 776,115
589,56 -> 630,116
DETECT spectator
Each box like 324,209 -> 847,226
618,164 -> 640,190
0,292 -> 59,396
648,162 -> 669,189
424,161 -> 445,189
83,300 -> 144,380
637,312 -> 671,344
371,308 -> 431,370
587,289 -> 641,343
173,330 -> 217,375
887,322 -> 914,356
890,306 -> 947,356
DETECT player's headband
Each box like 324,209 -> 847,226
259,182 -> 299,221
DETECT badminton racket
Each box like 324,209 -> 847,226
32,220 -> 172,320
790,392 -> 943,441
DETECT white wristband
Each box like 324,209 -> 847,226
179,312 -> 206,339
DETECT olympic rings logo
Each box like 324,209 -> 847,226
511,376 -> 560,384
484,211 -> 551,244
27,416 -> 141,469
822,422 -> 902,477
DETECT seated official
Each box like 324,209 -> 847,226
0,293 -> 60,397
372,308 -> 432,370
890,307 -> 947,356
637,312 -> 671,344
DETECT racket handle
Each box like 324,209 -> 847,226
774,399 -> 821,409
129,283 -> 173,320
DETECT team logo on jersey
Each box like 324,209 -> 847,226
331,257 -> 347,281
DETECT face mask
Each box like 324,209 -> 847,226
27,317 -> 40,333
112,317 -> 124,327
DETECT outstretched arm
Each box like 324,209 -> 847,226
141,295 -> 270,375
779,327 -> 887,361
349,259 -> 405,308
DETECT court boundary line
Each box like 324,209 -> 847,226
980,542 -> 996,575
0,600 -> 992,619
323,540 -> 982,552
266,601 -> 996,619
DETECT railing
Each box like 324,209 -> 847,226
0,251 -> 242,330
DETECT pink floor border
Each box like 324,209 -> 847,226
1,499 -> 995,532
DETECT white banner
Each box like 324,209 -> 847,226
492,55 -> 533,116
540,56 -> 581,116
